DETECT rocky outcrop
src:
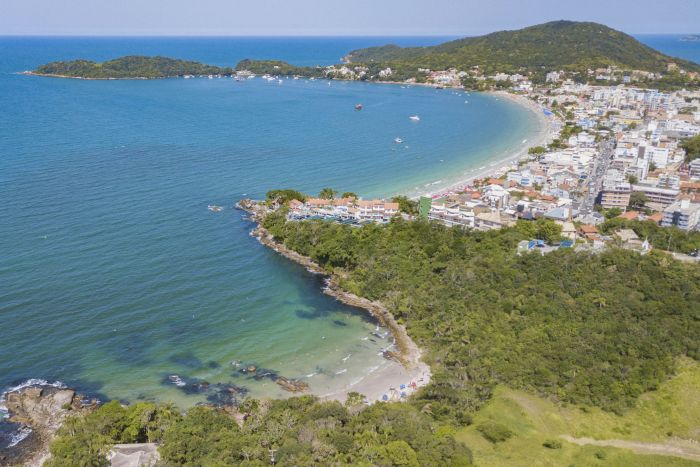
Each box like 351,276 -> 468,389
3,385 -> 96,466
5,387 -> 80,434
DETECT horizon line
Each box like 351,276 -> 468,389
0,31 -> 696,38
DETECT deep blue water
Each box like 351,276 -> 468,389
636,34 -> 700,65
1,34 -> 697,448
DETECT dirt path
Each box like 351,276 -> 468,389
560,435 -> 700,462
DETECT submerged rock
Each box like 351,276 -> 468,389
275,377 -> 309,393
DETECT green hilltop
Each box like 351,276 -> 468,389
344,21 -> 700,74
34,55 -> 233,79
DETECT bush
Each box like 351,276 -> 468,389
477,421 -> 513,443
543,439 -> 562,449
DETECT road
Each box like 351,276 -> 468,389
577,138 -> 615,216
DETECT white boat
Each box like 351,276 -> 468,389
208,205 -> 223,212
409,115 -> 420,121
394,137 -> 403,144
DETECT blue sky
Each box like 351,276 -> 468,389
2,0 -> 699,36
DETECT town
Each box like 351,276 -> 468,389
268,67 -> 700,258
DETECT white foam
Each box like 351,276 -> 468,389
1,379 -> 66,420
7,426 -> 32,447
335,369 -> 347,375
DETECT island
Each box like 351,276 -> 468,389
29,55 -> 233,79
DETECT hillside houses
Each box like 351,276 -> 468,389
288,197 -> 400,223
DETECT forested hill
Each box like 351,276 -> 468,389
344,21 -> 700,74
33,55 -> 233,79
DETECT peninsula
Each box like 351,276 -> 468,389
30,21 -> 700,90
235,21 -> 700,90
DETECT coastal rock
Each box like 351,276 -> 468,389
275,377 -> 309,393
5,387 -> 79,433
3,385 -> 95,466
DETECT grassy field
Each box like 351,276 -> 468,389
456,357 -> 700,466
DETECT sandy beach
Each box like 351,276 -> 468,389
417,90 -> 560,199
317,358 -> 431,404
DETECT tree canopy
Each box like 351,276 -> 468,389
681,135 -> 700,163
263,213 -> 700,416
35,56 -> 233,79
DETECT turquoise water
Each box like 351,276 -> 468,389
4,32 -> 698,416
0,38 -> 539,414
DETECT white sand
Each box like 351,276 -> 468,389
315,359 -> 431,404
419,90 -> 560,198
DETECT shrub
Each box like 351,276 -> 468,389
543,439 -> 562,449
477,421 -> 513,443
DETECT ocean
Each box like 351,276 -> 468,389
0,34 -> 698,450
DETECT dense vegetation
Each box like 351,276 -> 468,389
262,214 -> 700,416
34,56 -> 233,79
46,395 -> 472,466
681,134 -> 700,163
344,21 -> 700,75
235,59 -> 326,78
599,218 -> 700,254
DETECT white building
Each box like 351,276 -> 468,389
661,199 -> 700,230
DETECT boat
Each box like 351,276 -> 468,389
355,104 -> 363,111
208,205 -> 223,212
409,115 -> 420,121
394,137 -> 403,144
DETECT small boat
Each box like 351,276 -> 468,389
355,104 -> 363,111
409,115 -> 420,121
208,205 -> 223,212
394,137 -> 403,144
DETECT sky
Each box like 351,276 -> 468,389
2,0 -> 699,36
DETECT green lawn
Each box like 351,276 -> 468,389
456,357 -> 700,466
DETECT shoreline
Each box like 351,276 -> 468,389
413,90 -> 559,199
239,201 -> 431,403
20,71 -> 185,80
